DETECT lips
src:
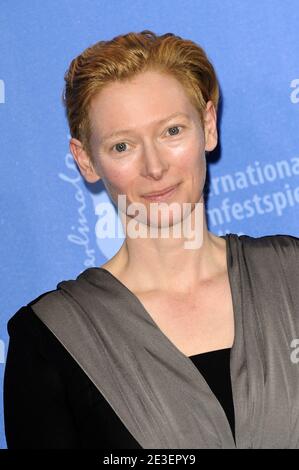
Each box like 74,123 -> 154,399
144,185 -> 177,197
142,183 -> 179,201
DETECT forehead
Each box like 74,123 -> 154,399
89,70 -> 199,139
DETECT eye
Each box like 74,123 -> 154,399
110,125 -> 184,153
111,142 -> 128,153
166,125 -> 183,137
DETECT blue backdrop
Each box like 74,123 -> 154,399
1,0 -> 298,449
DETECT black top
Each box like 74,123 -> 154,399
189,349 -> 235,443
4,303 -> 235,449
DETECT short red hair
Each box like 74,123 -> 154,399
62,30 -> 220,161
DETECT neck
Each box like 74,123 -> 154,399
107,201 -> 227,294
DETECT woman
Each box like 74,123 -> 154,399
4,30 -> 299,449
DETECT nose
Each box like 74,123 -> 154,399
140,140 -> 169,180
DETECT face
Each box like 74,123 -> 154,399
70,70 -> 217,229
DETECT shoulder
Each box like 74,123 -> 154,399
7,290 -> 57,338
236,232 -> 299,255
6,266 -> 95,342
234,233 -> 299,277
6,269 -> 87,337
6,303 -> 77,373
6,304 -> 58,361
6,286 -> 73,365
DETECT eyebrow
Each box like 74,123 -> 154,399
100,112 -> 191,144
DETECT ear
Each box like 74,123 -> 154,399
69,138 -> 101,183
203,100 -> 218,152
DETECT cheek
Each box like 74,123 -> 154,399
100,164 -> 134,195
175,137 -> 205,173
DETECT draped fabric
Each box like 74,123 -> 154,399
30,233 -> 299,448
